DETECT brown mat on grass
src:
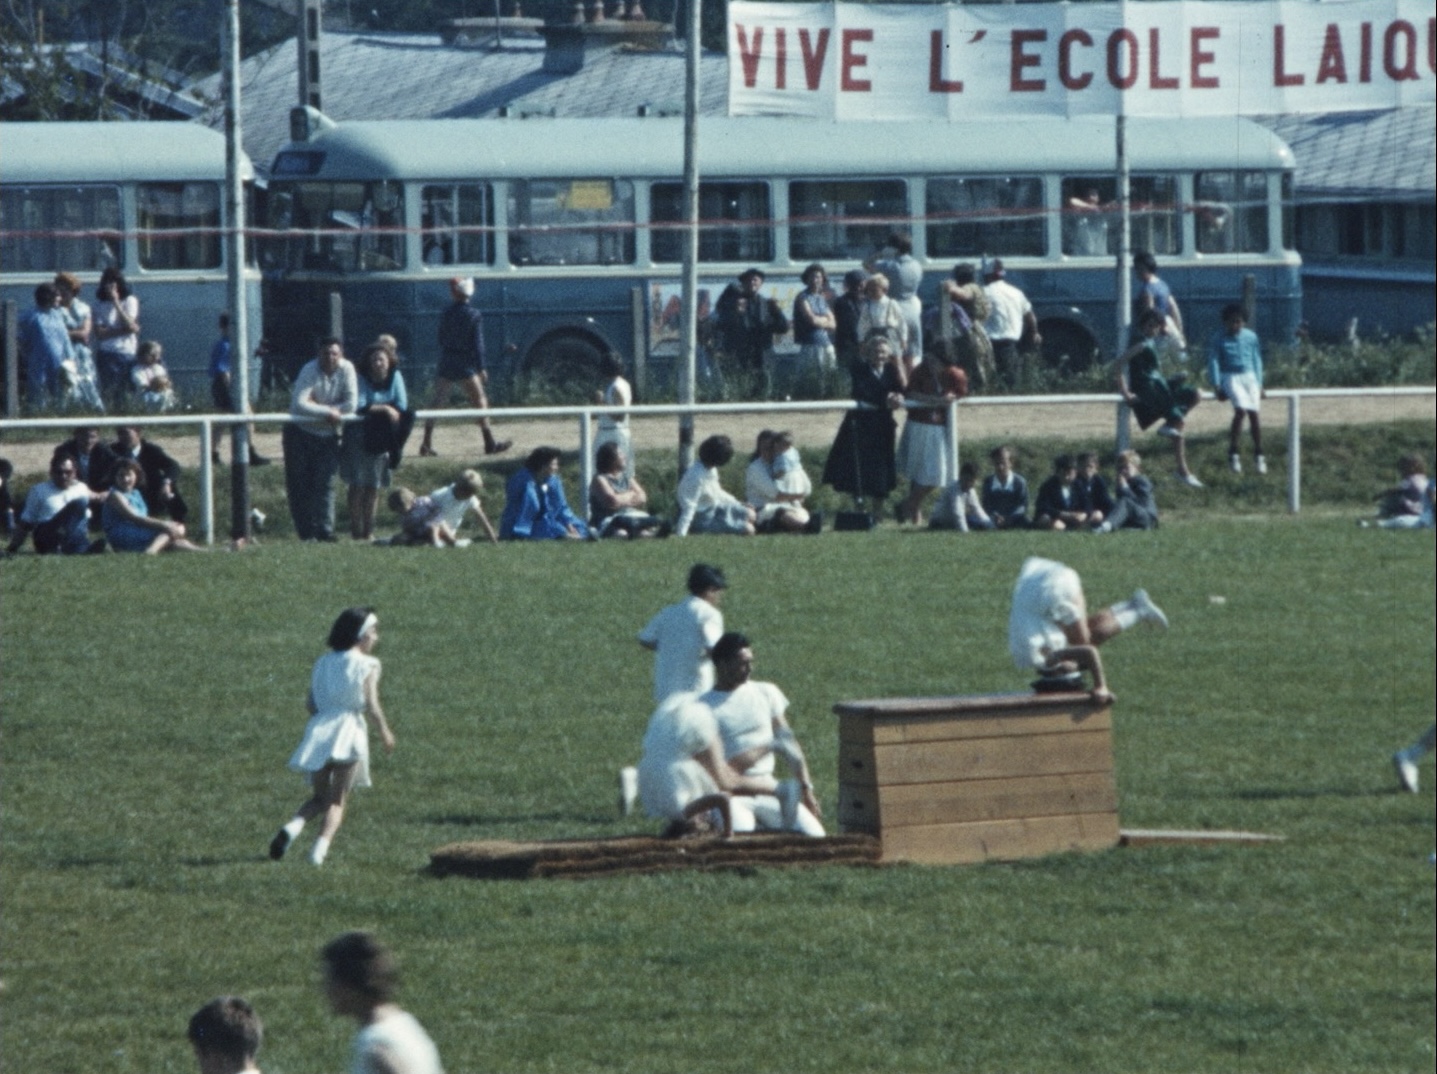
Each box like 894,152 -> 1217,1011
430,833 -> 883,880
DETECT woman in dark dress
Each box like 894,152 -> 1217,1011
822,335 -> 908,510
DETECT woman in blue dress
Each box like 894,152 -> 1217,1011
499,446 -> 588,539
341,343 -> 412,540
102,458 -> 200,552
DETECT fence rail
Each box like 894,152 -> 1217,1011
2,386 -> 1431,544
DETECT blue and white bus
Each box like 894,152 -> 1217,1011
0,121 -> 262,399
261,113 -> 1300,397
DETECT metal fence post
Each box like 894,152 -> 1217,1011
200,420 -> 215,544
3,301 -> 17,417
1287,393 -> 1301,514
1115,399 -> 1132,453
579,408 -> 594,506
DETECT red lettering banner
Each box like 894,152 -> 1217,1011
728,0 -> 1435,118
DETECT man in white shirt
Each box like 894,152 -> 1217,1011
983,260 -> 1041,388
700,632 -> 824,836
1008,556 -> 1168,702
623,564 -> 728,814
5,452 -> 106,555
283,337 -> 357,541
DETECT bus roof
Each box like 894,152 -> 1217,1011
0,121 -> 254,185
274,115 -> 1293,181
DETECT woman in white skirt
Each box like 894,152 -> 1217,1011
269,607 -> 395,866
896,344 -> 969,525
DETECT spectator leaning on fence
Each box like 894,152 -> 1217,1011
284,338 -> 358,542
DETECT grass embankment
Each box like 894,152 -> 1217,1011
1,425 -> 1433,1072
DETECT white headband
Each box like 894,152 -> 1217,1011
358,613 -> 378,641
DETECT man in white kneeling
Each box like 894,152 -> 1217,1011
700,632 -> 826,836
637,692 -> 779,838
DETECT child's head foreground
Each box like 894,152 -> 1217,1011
453,469 -> 484,498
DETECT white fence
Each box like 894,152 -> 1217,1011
2,386 -> 1431,544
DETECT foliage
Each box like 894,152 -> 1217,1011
0,510 -> 1433,1073
1266,324 -> 1437,389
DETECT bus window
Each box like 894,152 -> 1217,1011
789,179 -> 906,261
926,177 -> 1044,258
422,184 -> 494,266
266,181 -> 406,273
508,179 -> 635,267
138,182 -> 222,270
1061,177 -> 1180,256
1195,171 -> 1268,254
1281,173 -> 1294,252
0,185 -> 123,272
650,181 -> 772,263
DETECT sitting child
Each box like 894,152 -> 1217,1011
1034,454 -> 1103,531
132,340 -> 177,412
388,469 -> 497,546
745,430 -> 818,534
1095,450 -> 1159,531
979,445 -> 1029,529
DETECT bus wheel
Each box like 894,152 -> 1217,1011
521,334 -> 605,403
1038,321 -> 1099,375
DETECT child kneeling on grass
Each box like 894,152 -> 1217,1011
387,469 -> 497,546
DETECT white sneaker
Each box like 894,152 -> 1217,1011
1157,424 -> 1182,440
1256,455 -> 1268,475
1229,454 -> 1242,474
618,766 -> 639,816
1177,471 -> 1204,489
1394,751 -> 1420,793
1130,588 -> 1169,630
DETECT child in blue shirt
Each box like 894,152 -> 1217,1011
1207,304 -> 1266,474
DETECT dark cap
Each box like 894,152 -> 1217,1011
687,563 -> 728,594
843,268 -> 868,289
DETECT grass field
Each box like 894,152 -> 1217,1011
1,432 -> 1434,1073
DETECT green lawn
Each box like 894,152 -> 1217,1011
1,456 -> 1434,1072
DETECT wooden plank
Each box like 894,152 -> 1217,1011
879,812 -> 1121,865
839,771 -> 1118,832
1119,829 -> 1285,847
838,705 -> 1111,747
843,729 -> 1114,788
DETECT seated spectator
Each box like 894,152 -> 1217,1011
1375,481 -> 1434,530
590,443 -> 667,539
499,447 -> 588,540
1034,454 -> 1103,531
675,435 -> 756,537
102,458 -> 201,553
54,424 -> 119,529
930,460 -> 993,531
1376,454 -> 1430,521
5,451 -> 107,555
112,424 -> 188,524
1075,452 -> 1115,520
131,340 -> 177,412
387,470 -> 497,546
980,445 -> 1029,529
745,430 -> 818,534
1095,450 -> 1159,532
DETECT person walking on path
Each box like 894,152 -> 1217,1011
418,277 -> 510,459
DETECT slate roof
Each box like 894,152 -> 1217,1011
1257,107 -> 1436,202
195,28 -> 727,173
195,28 -> 1434,204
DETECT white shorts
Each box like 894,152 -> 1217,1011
1008,557 -> 1085,670
1222,372 -> 1262,412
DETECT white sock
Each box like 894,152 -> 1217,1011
1111,604 -> 1141,631
283,818 -> 306,839
309,836 -> 330,865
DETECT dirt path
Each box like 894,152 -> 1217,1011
2,393 -> 1431,474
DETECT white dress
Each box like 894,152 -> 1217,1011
288,649 -> 380,787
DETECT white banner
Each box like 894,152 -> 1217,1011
727,0 -> 1435,118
